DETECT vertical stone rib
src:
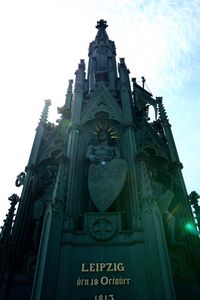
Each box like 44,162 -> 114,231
12,100 -> 51,259
29,99 -> 51,166
66,61 -> 85,226
157,97 -> 200,265
140,161 -> 176,300
119,58 -> 140,222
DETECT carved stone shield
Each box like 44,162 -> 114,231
88,159 -> 127,212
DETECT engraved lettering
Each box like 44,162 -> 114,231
81,262 -> 125,272
76,277 -> 90,286
94,295 -> 115,300
117,263 -> 125,271
100,263 -> 106,271
101,276 -> 108,285
81,263 -> 89,272
107,263 -> 112,271
90,263 -> 96,272
100,276 -> 131,286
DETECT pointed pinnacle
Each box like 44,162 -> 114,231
64,80 -> 73,111
95,20 -> 109,42
39,99 -> 52,124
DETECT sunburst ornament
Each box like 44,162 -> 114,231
90,121 -> 118,139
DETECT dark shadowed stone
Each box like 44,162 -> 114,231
88,158 -> 127,211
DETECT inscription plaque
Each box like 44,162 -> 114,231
75,261 -> 132,299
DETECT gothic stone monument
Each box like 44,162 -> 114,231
0,20 -> 200,300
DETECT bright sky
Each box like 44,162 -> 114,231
0,0 -> 200,226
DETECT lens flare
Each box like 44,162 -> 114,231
184,222 -> 198,235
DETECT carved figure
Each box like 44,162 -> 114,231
86,130 -> 120,164
32,163 -> 57,251
163,210 -> 185,245
86,130 -> 127,212
163,210 -> 176,243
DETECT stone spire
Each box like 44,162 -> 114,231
65,79 -> 73,110
88,19 -> 117,92
39,99 -> 52,125
0,194 -> 19,243
28,99 -> 51,166
74,59 -> 86,92
95,19 -> 109,42
57,80 -> 73,120
156,97 -> 180,163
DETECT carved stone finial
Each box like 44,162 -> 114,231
0,194 -> 19,243
189,191 -> 200,205
15,172 -> 26,187
78,59 -> 85,70
57,80 -> 73,120
141,76 -> 146,88
132,78 -> 136,83
119,58 -> 125,64
44,99 -> 52,106
189,191 -> 200,231
96,19 -> 108,30
8,193 -> 20,204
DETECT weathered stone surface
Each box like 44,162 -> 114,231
88,158 -> 127,211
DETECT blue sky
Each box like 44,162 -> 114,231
0,0 -> 200,225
